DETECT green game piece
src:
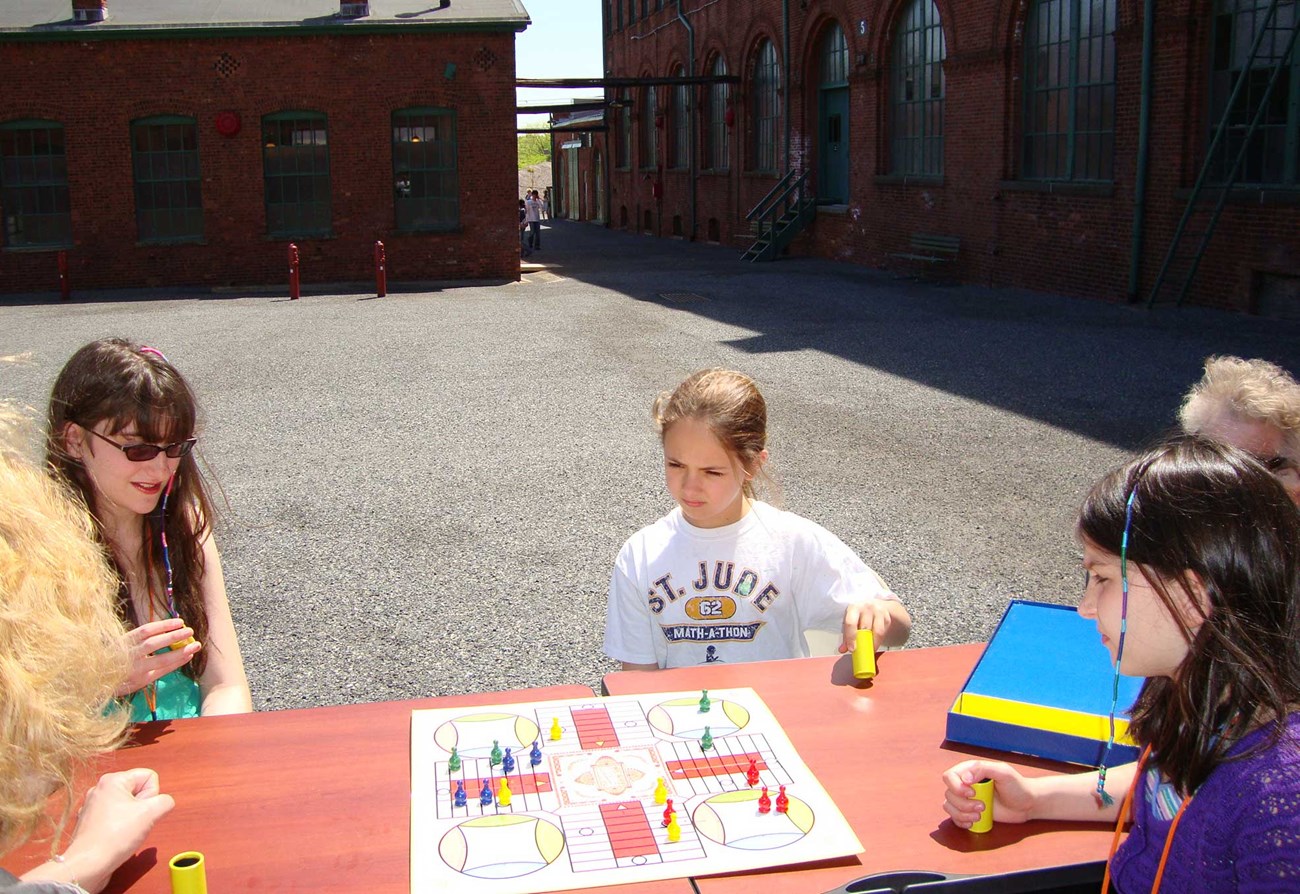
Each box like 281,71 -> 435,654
701,726 -> 713,752
490,739 -> 503,766
448,746 -> 462,772
699,689 -> 711,713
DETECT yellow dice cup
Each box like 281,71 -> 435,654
852,629 -> 877,679
970,779 -> 995,833
169,851 -> 207,894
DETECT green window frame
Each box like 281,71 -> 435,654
1022,0 -> 1116,182
1208,0 -> 1300,186
627,0 -> 637,25
262,112 -> 332,238
640,83 -> 658,170
890,0 -> 946,176
706,55 -> 730,172
131,115 -> 202,243
0,119 -> 72,249
616,93 -> 633,169
670,66 -> 690,170
392,107 -> 459,233
750,39 -> 780,173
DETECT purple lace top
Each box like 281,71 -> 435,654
1110,713 -> 1300,892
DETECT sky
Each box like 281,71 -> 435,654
515,0 -> 605,131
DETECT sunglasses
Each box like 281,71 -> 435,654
84,427 -> 197,462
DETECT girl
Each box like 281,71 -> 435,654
942,436 -> 1300,892
46,338 -> 251,721
1,405 -> 173,893
603,368 -> 911,670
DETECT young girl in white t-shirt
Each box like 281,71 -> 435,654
603,368 -> 911,670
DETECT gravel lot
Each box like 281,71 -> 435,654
4,220 -> 1298,710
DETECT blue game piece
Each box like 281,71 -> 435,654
502,747 -> 516,774
479,778 -> 492,806
454,780 -> 467,807
530,740 -> 543,767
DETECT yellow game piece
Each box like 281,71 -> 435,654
168,851 -> 206,894
497,778 -> 512,807
852,629 -> 877,679
550,717 -> 562,741
653,777 -> 668,805
970,778 -> 994,833
666,811 -> 681,842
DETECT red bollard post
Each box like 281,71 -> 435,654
57,250 -> 70,301
288,243 -> 300,300
374,240 -> 387,298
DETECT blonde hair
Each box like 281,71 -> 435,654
0,406 -> 130,856
653,369 -> 771,499
1178,356 -> 1300,453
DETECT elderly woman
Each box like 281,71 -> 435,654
0,408 -> 172,894
1179,355 -> 1300,505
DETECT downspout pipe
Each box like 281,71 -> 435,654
782,0 -> 791,172
677,0 -> 697,240
602,1 -> 612,227
1128,0 -> 1154,301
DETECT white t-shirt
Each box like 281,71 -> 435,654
603,501 -> 898,668
525,197 -> 542,222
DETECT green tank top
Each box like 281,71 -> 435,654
129,666 -> 201,722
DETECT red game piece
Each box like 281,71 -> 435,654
775,785 -> 789,813
757,786 -> 771,814
745,758 -> 760,787
662,799 -> 674,827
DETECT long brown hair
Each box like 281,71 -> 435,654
45,338 -> 215,678
1078,435 -> 1300,795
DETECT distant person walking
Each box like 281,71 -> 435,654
525,190 -> 543,251
543,187 -> 553,220
518,199 -> 531,258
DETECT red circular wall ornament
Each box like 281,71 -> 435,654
214,111 -> 241,137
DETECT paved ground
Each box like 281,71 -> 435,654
3,221 -> 1299,710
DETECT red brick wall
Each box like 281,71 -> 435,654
0,29 -> 520,294
602,1 -> 1300,312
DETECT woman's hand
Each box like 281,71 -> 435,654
942,760 -> 1038,828
115,618 -> 200,698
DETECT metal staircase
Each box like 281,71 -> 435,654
740,169 -> 816,262
1146,0 -> 1300,308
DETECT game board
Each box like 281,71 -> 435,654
410,687 -> 862,894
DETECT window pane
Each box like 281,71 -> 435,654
392,108 -> 459,232
0,121 -> 73,247
890,1 -> 945,175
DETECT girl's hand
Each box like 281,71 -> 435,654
29,769 -> 174,893
839,598 -> 898,652
115,618 -> 201,698
942,760 -> 1038,828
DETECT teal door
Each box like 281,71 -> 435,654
818,87 -> 849,204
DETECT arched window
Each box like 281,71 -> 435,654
670,64 -> 690,169
0,119 -> 71,247
640,82 -> 658,169
262,111 -> 331,237
750,39 -> 780,172
889,0 -> 945,176
392,107 -> 458,232
705,55 -> 730,171
1022,0 -> 1116,181
821,22 -> 848,86
130,115 -> 203,242
1208,0 -> 1299,186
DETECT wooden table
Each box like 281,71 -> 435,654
602,645 -> 1116,894
13,686 -> 688,894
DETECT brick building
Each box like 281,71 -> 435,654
0,0 -> 528,294
577,1 -> 1300,313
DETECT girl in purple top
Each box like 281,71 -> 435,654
943,436 -> 1300,893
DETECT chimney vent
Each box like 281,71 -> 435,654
339,2 -> 370,17
72,0 -> 107,23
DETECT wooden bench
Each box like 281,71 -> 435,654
889,233 -> 960,280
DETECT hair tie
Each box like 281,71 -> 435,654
139,346 -> 169,362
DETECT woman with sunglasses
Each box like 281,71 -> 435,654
47,338 -> 251,721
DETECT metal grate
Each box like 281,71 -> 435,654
472,47 -> 497,71
214,53 -> 241,78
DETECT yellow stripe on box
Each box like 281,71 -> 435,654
952,693 -> 1136,745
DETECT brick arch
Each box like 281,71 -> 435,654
800,13 -> 853,87
876,0 -> 955,62
995,0 -> 1140,52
